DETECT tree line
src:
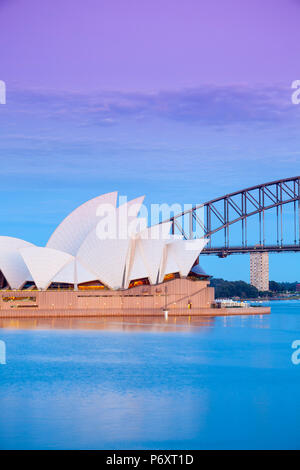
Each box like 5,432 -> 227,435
210,278 -> 299,299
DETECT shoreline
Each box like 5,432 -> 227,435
245,297 -> 300,302
0,279 -> 271,318
0,306 -> 270,318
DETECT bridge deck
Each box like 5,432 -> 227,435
202,244 -> 300,256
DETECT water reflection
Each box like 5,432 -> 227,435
0,301 -> 299,449
0,315 -> 216,332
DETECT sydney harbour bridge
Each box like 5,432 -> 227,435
164,176 -> 300,288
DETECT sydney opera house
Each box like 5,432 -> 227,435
0,192 -> 269,317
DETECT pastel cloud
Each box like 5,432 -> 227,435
4,84 -> 300,127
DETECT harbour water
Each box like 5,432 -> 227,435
0,301 -> 299,449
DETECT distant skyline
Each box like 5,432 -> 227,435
0,0 -> 299,281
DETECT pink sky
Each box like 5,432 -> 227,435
1,0 -> 300,91
0,0 -> 299,280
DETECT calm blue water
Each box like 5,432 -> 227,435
0,301 -> 299,450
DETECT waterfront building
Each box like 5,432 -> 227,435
0,192 -> 208,291
0,193 -> 270,317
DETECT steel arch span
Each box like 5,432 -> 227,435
165,176 -> 300,257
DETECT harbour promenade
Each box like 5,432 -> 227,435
0,278 -> 270,318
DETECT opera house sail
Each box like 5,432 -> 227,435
1,191 -> 267,316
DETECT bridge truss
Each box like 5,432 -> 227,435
167,176 -> 300,257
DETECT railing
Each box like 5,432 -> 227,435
164,176 -> 300,254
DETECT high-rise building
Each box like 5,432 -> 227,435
250,252 -> 269,291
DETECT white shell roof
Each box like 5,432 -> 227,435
52,259 -> 96,285
47,191 -> 117,256
78,196 -> 145,289
126,239 -> 147,283
159,244 -> 179,283
0,194 -> 209,291
20,247 -> 73,290
173,239 -> 208,277
0,236 -> 35,289
159,238 -> 208,282
126,222 -> 172,286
